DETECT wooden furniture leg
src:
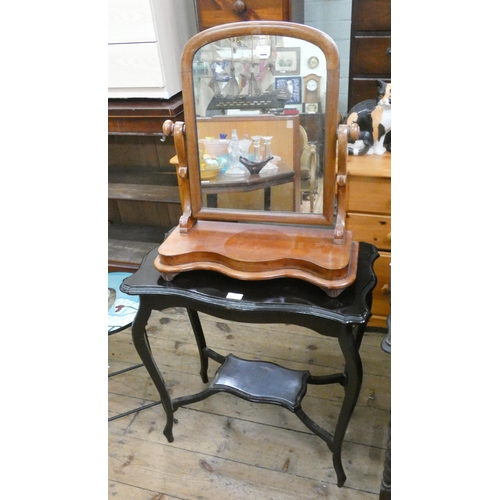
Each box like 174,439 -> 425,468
186,309 -> 209,383
330,324 -> 364,486
131,298 -> 175,442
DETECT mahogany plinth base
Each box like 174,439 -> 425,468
154,220 -> 359,297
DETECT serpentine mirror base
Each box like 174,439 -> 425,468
154,221 -> 358,297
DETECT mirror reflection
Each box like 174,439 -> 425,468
192,34 -> 327,214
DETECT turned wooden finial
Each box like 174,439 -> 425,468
163,119 -> 175,136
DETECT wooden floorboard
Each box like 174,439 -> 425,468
109,308 -> 390,499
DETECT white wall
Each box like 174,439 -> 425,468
304,0 -> 352,114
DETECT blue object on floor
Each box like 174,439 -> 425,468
108,272 -> 160,421
108,272 -> 140,334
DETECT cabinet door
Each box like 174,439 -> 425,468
197,0 -> 286,29
108,43 -> 164,89
349,36 -> 391,75
351,0 -> 390,31
108,0 -> 156,43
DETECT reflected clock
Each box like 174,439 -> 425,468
307,56 -> 319,69
303,73 -> 321,113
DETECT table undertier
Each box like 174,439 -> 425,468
174,353 -> 310,412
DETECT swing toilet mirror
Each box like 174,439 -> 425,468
170,21 -> 344,227
159,22 -> 360,297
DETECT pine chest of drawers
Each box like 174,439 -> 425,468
346,153 -> 391,328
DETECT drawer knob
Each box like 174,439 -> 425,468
381,284 -> 391,295
386,47 -> 391,56
234,1 -> 246,13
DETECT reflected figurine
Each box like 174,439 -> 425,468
225,129 -> 250,176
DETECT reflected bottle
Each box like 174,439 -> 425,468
263,136 -> 273,159
251,136 -> 262,162
260,136 -> 278,175
225,129 -> 250,177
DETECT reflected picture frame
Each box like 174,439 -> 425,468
275,76 -> 302,104
303,102 -> 320,114
275,47 -> 301,75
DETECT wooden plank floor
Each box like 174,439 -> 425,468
109,308 -> 391,499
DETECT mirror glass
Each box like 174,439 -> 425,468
191,34 -> 327,215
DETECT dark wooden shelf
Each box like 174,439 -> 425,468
108,94 -> 184,270
108,183 -> 181,204
108,166 -> 181,203
108,167 -> 181,268
108,223 -> 167,272
209,354 -> 309,411
108,95 -> 184,136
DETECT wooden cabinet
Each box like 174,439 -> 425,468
108,99 -> 184,272
195,0 -> 304,30
347,0 -> 391,110
108,95 -> 184,135
108,0 -> 196,98
346,153 -> 391,328
108,2 -> 197,269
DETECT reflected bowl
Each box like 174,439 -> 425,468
200,166 -> 223,180
239,156 -> 274,175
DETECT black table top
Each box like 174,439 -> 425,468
121,241 -> 378,328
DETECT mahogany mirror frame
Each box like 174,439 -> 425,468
179,21 -> 341,227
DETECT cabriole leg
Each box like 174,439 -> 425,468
186,309 -> 209,383
332,324 -> 364,486
131,302 -> 175,442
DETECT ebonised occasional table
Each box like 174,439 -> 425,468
121,241 -> 378,487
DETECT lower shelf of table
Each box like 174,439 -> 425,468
173,354 -> 310,413
170,349 -> 347,472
